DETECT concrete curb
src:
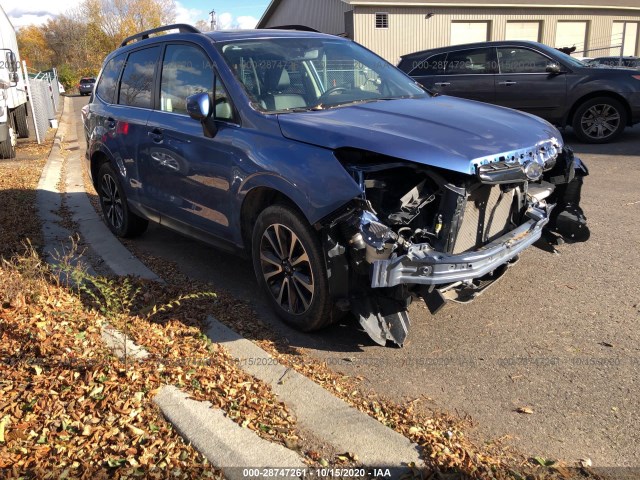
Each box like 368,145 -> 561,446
206,316 -> 424,469
155,386 -> 306,478
38,97 -> 162,281
101,325 -> 150,361
36,119 -> 71,266
98,323 -> 307,473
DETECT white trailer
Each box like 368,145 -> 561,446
0,5 -> 29,158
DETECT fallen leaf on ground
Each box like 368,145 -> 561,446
516,407 -> 534,414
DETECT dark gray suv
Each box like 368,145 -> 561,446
398,40 -> 640,144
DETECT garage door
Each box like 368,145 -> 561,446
556,21 -> 588,51
451,21 -> 490,45
505,21 -> 541,42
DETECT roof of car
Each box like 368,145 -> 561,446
399,40 -> 552,60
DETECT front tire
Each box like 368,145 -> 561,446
572,97 -> 627,144
0,122 -> 16,159
97,162 -> 148,238
251,205 -> 337,331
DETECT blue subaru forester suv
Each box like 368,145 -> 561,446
83,25 -> 589,346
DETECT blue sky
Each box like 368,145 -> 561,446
1,0 -> 272,29
174,0 -> 271,29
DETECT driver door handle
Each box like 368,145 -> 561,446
498,81 -> 517,86
434,82 -> 451,87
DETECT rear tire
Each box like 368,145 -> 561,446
14,104 -> 29,138
572,97 -> 627,144
251,204 -> 338,331
97,162 -> 148,238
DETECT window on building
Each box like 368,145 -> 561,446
96,54 -> 125,104
160,44 -> 213,115
450,21 -> 490,46
118,47 -> 160,108
505,21 -> 541,42
555,21 -> 588,53
375,13 -> 389,29
376,13 -> 389,28
497,47 -> 554,74
611,22 -> 639,56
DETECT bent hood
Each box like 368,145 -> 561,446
277,96 -> 563,175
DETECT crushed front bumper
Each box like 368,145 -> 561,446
370,205 -> 549,288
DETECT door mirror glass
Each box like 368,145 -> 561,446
186,92 -> 212,121
546,63 -> 562,74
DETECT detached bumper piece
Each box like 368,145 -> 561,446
352,297 -> 411,347
370,206 -> 549,289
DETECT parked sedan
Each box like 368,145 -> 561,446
398,41 -> 640,143
78,77 -> 96,96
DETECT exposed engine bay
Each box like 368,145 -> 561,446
318,143 -> 589,347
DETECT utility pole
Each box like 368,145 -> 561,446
209,9 -> 217,31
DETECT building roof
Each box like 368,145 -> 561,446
257,0 -> 640,26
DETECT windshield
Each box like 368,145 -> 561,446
217,37 -> 428,112
553,50 -> 587,69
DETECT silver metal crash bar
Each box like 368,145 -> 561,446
370,206 -> 549,288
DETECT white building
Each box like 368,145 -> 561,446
257,0 -> 640,62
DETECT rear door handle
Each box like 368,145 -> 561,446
148,128 -> 163,143
498,81 -> 517,86
434,82 -> 451,87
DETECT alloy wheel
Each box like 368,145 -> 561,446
259,223 -> 315,315
580,104 -> 621,141
100,173 -> 124,230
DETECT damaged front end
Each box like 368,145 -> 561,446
319,140 -> 589,347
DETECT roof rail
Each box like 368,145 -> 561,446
120,24 -> 200,47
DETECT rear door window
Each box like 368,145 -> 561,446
445,48 -> 495,75
96,55 -> 125,104
118,47 -> 160,108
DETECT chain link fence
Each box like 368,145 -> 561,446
22,63 -> 61,144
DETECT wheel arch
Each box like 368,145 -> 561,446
240,186 -> 307,253
90,150 -> 111,189
566,91 -> 632,127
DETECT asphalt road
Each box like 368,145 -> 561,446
73,95 -> 639,467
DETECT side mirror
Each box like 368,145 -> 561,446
546,63 -> 562,74
9,72 -> 18,83
186,92 -> 217,138
186,92 -> 212,121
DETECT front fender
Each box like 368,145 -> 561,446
234,141 -> 362,238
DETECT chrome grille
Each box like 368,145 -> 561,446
452,186 -> 515,254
